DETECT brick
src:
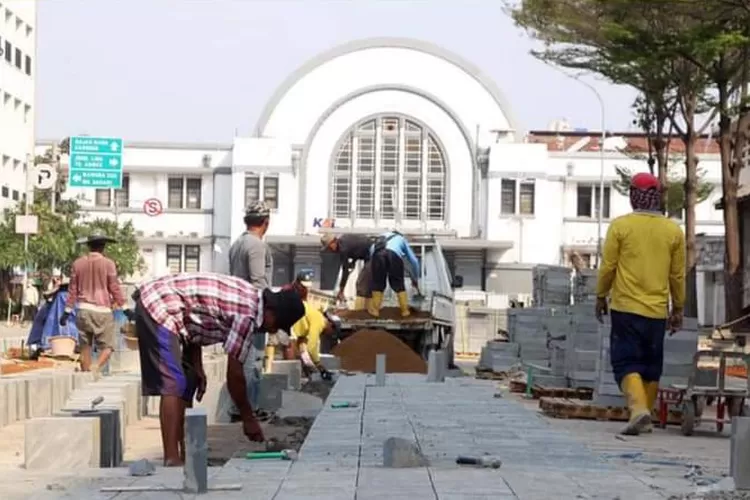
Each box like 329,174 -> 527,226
25,416 -> 100,470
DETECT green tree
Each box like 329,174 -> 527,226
612,164 -> 715,217
78,218 -> 145,278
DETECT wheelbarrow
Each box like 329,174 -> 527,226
665,350 -> 750,436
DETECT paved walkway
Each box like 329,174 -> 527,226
16,373 -> 703,499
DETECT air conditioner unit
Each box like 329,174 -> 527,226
154,231 -> 164,238
189,232 -> 198,238
202,154 -> 212,168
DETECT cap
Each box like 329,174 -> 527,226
631,172 -> 661,190
320,233 -> 336,248
76,231 -> 117,245
263,288 -> 305,333
295,271 -> 313,288
245,200 -> 271,217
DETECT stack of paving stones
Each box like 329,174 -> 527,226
532,265 -> 572,307
565,304 -> 601,389
573,269 -> 598,305
477,341 -> 520,373
507,307 -> 571,386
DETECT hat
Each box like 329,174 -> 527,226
631,172 -> 661,191
263,288 -> 305,333
76,231 -> 117,245
320,233 -> 336,248
245,201 -> 271,218
295,271 -> 313,288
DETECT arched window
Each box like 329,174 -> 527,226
330,115 -> 448,223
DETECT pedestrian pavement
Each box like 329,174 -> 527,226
23,373 -> 700,499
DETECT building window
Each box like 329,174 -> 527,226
330,116 -> 447,222
501,179 -> 516,215
244,174 -> 279,210
576,185 -> 611,218
167,176 -> 202,209
14,47 -> 20,69
94,175 -> 129,208
11,189 -> 18,201
4,40 -> 10,63
519,181 -> 535,215
166,245 -> 201,274
1,186 -> 8,198
24,54 -> 30,75
167,177 -> 183,209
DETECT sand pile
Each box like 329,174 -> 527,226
335,307 -> 431,321
332,329 -> 427,373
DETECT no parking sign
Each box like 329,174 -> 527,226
143,198 -> 163,217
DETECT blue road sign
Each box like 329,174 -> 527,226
68,136 -> 123,189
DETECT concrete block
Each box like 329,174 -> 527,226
375,354 -> 386,387
25,376 -> 53,419
427,350 -> 446,383
0,379 -> 19,426
257,373 -> 287,412
72,372 -> 94,389
70,409 -> 122,467
51,373 -> 73,412
269,360 -> 302,390
64,400 -> 126,447
92,381 -> 140,424
25,416 -> 101,470
319,354 -> 341,371
382,437 -> 428,468
109,350 -> 141,373
184,408 -> 208,494
731,416 -> 750,489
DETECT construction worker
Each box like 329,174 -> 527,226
131,272 -> 305,466
61,232 -> 132,377
277,272 -> 314,361
596,172 -> 685,436
291,303 -> 339,381
320,233 -> 373,310
368,231 -> 421,318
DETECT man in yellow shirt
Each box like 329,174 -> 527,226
596,172 -> 686,436
292,303 -> 338,380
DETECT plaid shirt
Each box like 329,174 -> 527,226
136,273 -> 262,363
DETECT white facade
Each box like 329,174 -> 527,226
0,0 -> 36,211
38,38 -> 727,292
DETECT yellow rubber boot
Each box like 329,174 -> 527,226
353,296 -> 367,311
620,373 -> 651,435
264,344 -> 276,373
367,292 -> 383,317
643,381 -> 659,433
397,291 -> 411,318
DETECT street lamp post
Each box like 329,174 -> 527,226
551,68 -> 607,267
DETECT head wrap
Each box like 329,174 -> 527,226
245,201 -> 271,218
629,173 -> 662,212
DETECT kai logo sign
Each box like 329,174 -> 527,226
312,218 -> 336,229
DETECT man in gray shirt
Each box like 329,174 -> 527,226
229,201 -> 272,287
228,201 -> 272,418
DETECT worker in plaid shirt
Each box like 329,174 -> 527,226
132,272 -> 305,467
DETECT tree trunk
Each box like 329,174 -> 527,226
718,81 -> 744,322
653,105 -> 670,212
682,97 -> 699,319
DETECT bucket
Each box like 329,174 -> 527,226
49,336 -> 76,357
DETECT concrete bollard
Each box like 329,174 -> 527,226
184,407 -> 208,494
427,350 -> 446,383
375,354 -> 386,387
731,416 -> 750,489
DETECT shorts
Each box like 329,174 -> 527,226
609,309 -> 667,386
134,301 -> 199,403
76,308 -> 116,350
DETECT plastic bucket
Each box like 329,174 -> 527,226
49,336 -> 76,357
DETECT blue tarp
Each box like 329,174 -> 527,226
26,289 -> 79,349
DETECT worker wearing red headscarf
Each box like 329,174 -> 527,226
595,172 -> 686,436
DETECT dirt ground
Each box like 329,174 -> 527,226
0,358 -> 56,375
124,378 -> 333,466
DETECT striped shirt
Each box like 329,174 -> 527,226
136,273 -> 263,363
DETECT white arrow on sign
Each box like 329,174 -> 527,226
110,141 -> 119,152
109,158 -> 119,167
72,174 -> 82,183
31,164 -> 58,190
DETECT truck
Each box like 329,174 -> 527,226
309,235 -> 463,368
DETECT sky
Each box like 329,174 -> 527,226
36,0 -> 639,143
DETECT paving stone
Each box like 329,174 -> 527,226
383,437 -> 429,468
270,360 -> 302,390
24,375 -> 54,418
24,416 -> 100,469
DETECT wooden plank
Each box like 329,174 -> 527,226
538,397 -> 682,424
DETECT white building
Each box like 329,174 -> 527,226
39,38 -> 727,294
0,0 -> 36,211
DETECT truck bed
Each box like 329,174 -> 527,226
334,307 -> 434,331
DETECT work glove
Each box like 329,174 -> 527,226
122,308 -> 135,321
59,311 -> 70,327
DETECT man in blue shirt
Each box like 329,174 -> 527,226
368,231 -> 421,318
